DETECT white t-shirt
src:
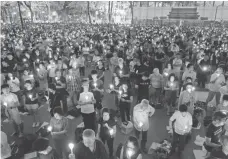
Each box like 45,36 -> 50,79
1,131 -> 11,159
47,64 -> 57,77
79,92 -> 95,114
7,78 -> 20,93
170,111 -> 192,135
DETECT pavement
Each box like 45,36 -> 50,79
2,68 -> 214,159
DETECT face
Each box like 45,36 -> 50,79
7,55 -> 13,60
153,68 -> 159,74
215,119 -> 226,127
103,112 -> 110,121
122,84 -> 128,90
25,83 -> 32,90
83,136 -> 95,148
186,85 -> 192,92
8,73 -> 13,79
24,70 -> 29,75
189,66 -> 194,71
2,87 -> 10,94
170,76 -> 175,82
91,74 -> 97,80
54,113 -> 62,120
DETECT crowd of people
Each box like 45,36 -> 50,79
1,22 -> 228,159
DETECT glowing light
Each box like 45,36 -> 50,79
119,90 -> 123,95
94,83 -> 97,88
29,94 -> 32,99
68,143 -> 74,154
192,87 -> 195,91
164,72 -> 168,76
47,126 -> 52,132
138,122 -> 143,127
85,96 -> 89,100
110,84 -> 114,89
37,68 -> 40,72
3,102 -> 7,107
109,129 -> 114,135
119,70 -> 123,75
127,149 -> 134,157
170,83 -> 174,87
203,66 -> 207,71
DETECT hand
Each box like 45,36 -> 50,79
120,98 -> 126,102
31,98 -> 35,101
135,85 -> 138,89
69,154 -> 75,159
104,123 -> 108,127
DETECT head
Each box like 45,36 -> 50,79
7,54 -> 13,60
82,81 -> 89,92
168,73 -> 176,82
1,84 -> 10,94
222,95 -> 228,107
24,80 -> 33,90
153,68 -> 159,75
186,77 -> 192,83
23,69 -> 29,75
91,70 -> 98,80
82,129 -> 96,148
140,99 -> 149,109
216,67 -> 223,75
179,104 -> 188,115
7,73 -> 14,80
39,63 -> 45,69
125,136 -> 140,153
122,83 -> 128,91
166,63 -> 172,69
187,63 -> 194,72
102,108 -> 110,121
53,107 -> 64,120
212,111 -> 227,127
118,58 -> 124,66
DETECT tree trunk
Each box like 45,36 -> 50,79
108,1 -> 111,23
17,2 -> 24,29
204,1 -> 206,7
213,1 -> 215,6
87,1 -> 92,24
222,1 -> 224,6
130,1 -> 134,25
110,1 -> 113,23
29,8 -> 34,22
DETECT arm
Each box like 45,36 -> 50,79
96,124 -> 100,138
205,137 -> 221,148
178,92 -> 184,108
149,106 -> 155,117
53,118 -> 69,135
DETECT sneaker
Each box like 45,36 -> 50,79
32,122 -> 36,128
36,122 -> 40,127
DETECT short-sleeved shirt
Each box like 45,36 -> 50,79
138,79 -> 150,95
79,92 -> 95,114
206,123 -> 224,144
50,117 -> 68,139
89,80 -> 104,100
23,88 -> 38,104
1,93 -> 19,108
99,118 -> 116,139
119,89 -> 132,105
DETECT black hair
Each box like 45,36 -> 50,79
168,73 -> 176,81
53,107 -> 64,116
91,70 -> 98,75
185,82 -> 193,87
1,84 -> 9,89
125,136 -> 140,152
187,63 -> 193,69
212,111 -> 227,122
179,104 -> 188,112
185,77 -> 192,81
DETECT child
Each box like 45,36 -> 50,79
78,53 -> 85,76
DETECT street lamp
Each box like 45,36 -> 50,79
214,4 -> 223,21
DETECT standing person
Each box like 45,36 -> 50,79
50,107 -> 69,159
206,67 -> 225,106
97,108 -> 116,158
133,99 -> 155,152
164,73 -> 179,115
172,53 -> 183,80
66,68 -> 81,107
70,129 -> 109,159
169,104 -> 193,156
116,136 -> 143,159
219,79 -> 228,103
36,63 -> 48,92
135,72 -> 150,103
1,131 -> 12,159
89,70 -> 104,116
78,53 -> 85,76
203,111 -> 227,158
96,61 -> 105,83
23,80 -> 40,127
110,52 -> 119,74
197,55 -> 210,88
47,59 -> 57,84
114,58 -> 130,84
178,83 -> 196,115
1,84 -> 23,137
77,82 -> 97,132
149,68 -> 164,106
119,83 -> 133,125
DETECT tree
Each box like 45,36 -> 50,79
87,1 -> 91,23
129,1 -> 134,25
17,1 -> 24,29
23,1 -> 33,22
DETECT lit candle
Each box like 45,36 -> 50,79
119,70 -> 123,75
192,87 -> 195,91
29,94 -> 32,99
3,102 -> 7,107
30,74 -> 34,78
23,58 -> 27,62
68,143 -> 74,154
37,68 -> 40,72
119,90 -> 123,95
94,83 -> 97,88
85,96 -> 89,101
164,72 -> 168,76
138,122 -> 143,127
55,77 -> 58,81
127,149 -> 134,158
37,59 -> 40,63
47,126 -> 52,132
170,82 -> 174,87
109,129 -> 114,135
110,84 -> 114,89
203,66 -> 207,71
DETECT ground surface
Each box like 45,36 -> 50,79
2,69 -> 213,159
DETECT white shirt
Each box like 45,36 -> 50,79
133,103 -> 155,131
7,78 -> 20,93
170,111 -> 192,135
79,92 -> 95,114
47,64 -> 57,77
1,131 -> 11,159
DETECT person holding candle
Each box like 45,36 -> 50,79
96,60 -> 105,83
135,72 -> 150,103
197,55 -> 210,88
119,83 -> 133,125
21,69 -> 35,88
178,83 -> 196,115
163,62 -> 174,85
36,63 -> 48,92
206,67 -> 225,106
116,136 -> 142,159
182,63 -> 196,85
97,108 -> 116,158
50,107 -> 69,159
78,81 -> 97,132
133,99 -> 155,152
169,104 -> 193,156
70,129 -> 108,159
203,111 -> 227,158
110,52 -> 119,74
114,58 -> 129,83
164,73 -> 179,113
89,70 -> 104,117
1,84 -> 24,137
23,80 -> 40,127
